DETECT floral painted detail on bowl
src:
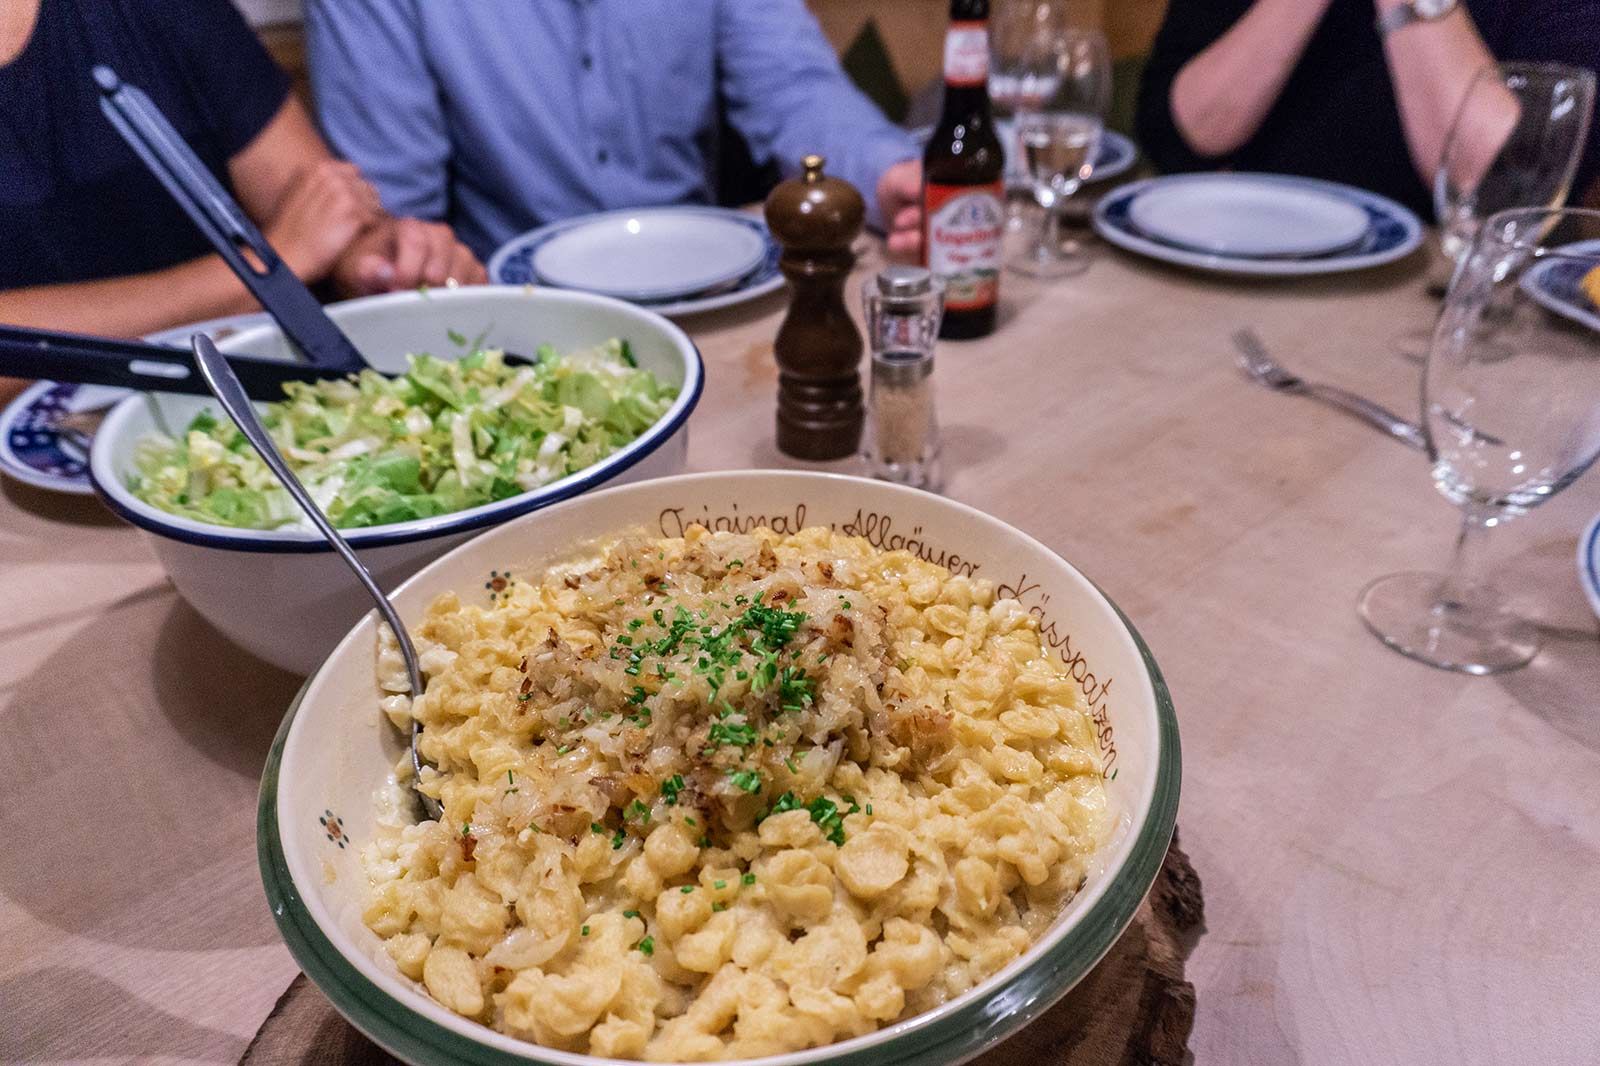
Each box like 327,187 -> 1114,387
484,570 -> 517,603
319,810 -> 348,849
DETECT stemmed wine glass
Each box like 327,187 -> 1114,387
1360,207 -> 1600,674
1008,27 -> 1111,278
989,0 -> 1070,229
988,0 -> 1068,123
1394,62 -> 1594,359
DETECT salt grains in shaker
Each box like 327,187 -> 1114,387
862,266 -> 945,490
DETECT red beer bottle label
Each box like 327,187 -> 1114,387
925,179 -> 1004,312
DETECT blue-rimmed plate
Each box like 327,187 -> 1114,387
1580,511 -> 1600,621
1094,173 -> 1424,277
0,311 -> 270,496
1523,238 -> 1600,333
490,208 -> 785,317
0,381 -> 124,495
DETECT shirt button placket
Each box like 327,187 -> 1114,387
576,3 -> 608,170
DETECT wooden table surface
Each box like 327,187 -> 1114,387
5,236 -> 1599,1064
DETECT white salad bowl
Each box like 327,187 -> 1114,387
260,470 -> 1181,1066
89,286 -> 703,674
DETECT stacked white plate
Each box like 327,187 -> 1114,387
1093,173 -> 1424,277
489,206 -> 784,316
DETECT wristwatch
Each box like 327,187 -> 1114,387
1377,0 -> 1459,38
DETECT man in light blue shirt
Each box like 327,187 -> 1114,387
305,0 -> 924,265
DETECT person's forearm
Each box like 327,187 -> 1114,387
1376,1 -> 1496,186
0,255 -> 258,336
1169,0 -> 1334,157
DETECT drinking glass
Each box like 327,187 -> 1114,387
1008,27 -> 1111,278
1360,208 -> 1600,674
988,0 -> 1068,122
1438,64 -> 1595,268
989,0 -> 1069,228
1394,62 -> 1595,359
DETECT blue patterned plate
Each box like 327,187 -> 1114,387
489,208 -> 784,317
1093,173 -> 1424,277
1522,238 -> 1600,334
0,381 -> 123,495
0,312 -> 270,496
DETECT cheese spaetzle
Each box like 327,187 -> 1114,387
364,525 -> 1111,1059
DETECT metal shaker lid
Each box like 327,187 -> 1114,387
875,265 -> 935,298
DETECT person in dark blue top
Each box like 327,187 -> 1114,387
0,0 -> 485,342
1135,0 -> 1600,220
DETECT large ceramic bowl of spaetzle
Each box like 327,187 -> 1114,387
259,470 -> 1180,1066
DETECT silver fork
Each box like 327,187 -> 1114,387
1232,329 -> 1428,453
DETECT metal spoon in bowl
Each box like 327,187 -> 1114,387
189,333 -> 445,822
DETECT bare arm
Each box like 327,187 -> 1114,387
1167,0 -> 1334,158
1375,0 -> 1497,186
0,257 -> 264,336
0,98 -> 373,336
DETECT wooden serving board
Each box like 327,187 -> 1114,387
239,837 -> 1203,1066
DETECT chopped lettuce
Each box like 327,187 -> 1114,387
130,339 -> 677,530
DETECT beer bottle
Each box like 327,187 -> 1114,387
922,0 -> 1005,340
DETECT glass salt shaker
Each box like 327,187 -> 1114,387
862,265 -> 945,490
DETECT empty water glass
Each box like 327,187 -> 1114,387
1395,62 -> 1595,359
1437,63 -> 1595,270
1360,207 -> 1600,674
1008,27 -> 1110,278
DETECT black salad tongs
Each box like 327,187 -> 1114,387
0,324 -> 352,401
93,64 -> 371,375
90,66 -> 531,375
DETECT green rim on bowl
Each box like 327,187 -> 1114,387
258,602 -> 1180,1066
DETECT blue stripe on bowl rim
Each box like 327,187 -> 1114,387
1093,172 -> 1424,277
1580,511 -> 1600,621
257,572 -> 1180,1066
87,342 -> 705,555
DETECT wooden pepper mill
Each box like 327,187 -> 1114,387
763,154 -> 865,460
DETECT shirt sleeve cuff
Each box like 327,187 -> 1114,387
847,130 -> 920,232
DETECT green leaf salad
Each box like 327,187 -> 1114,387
130,339 -> 678,530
